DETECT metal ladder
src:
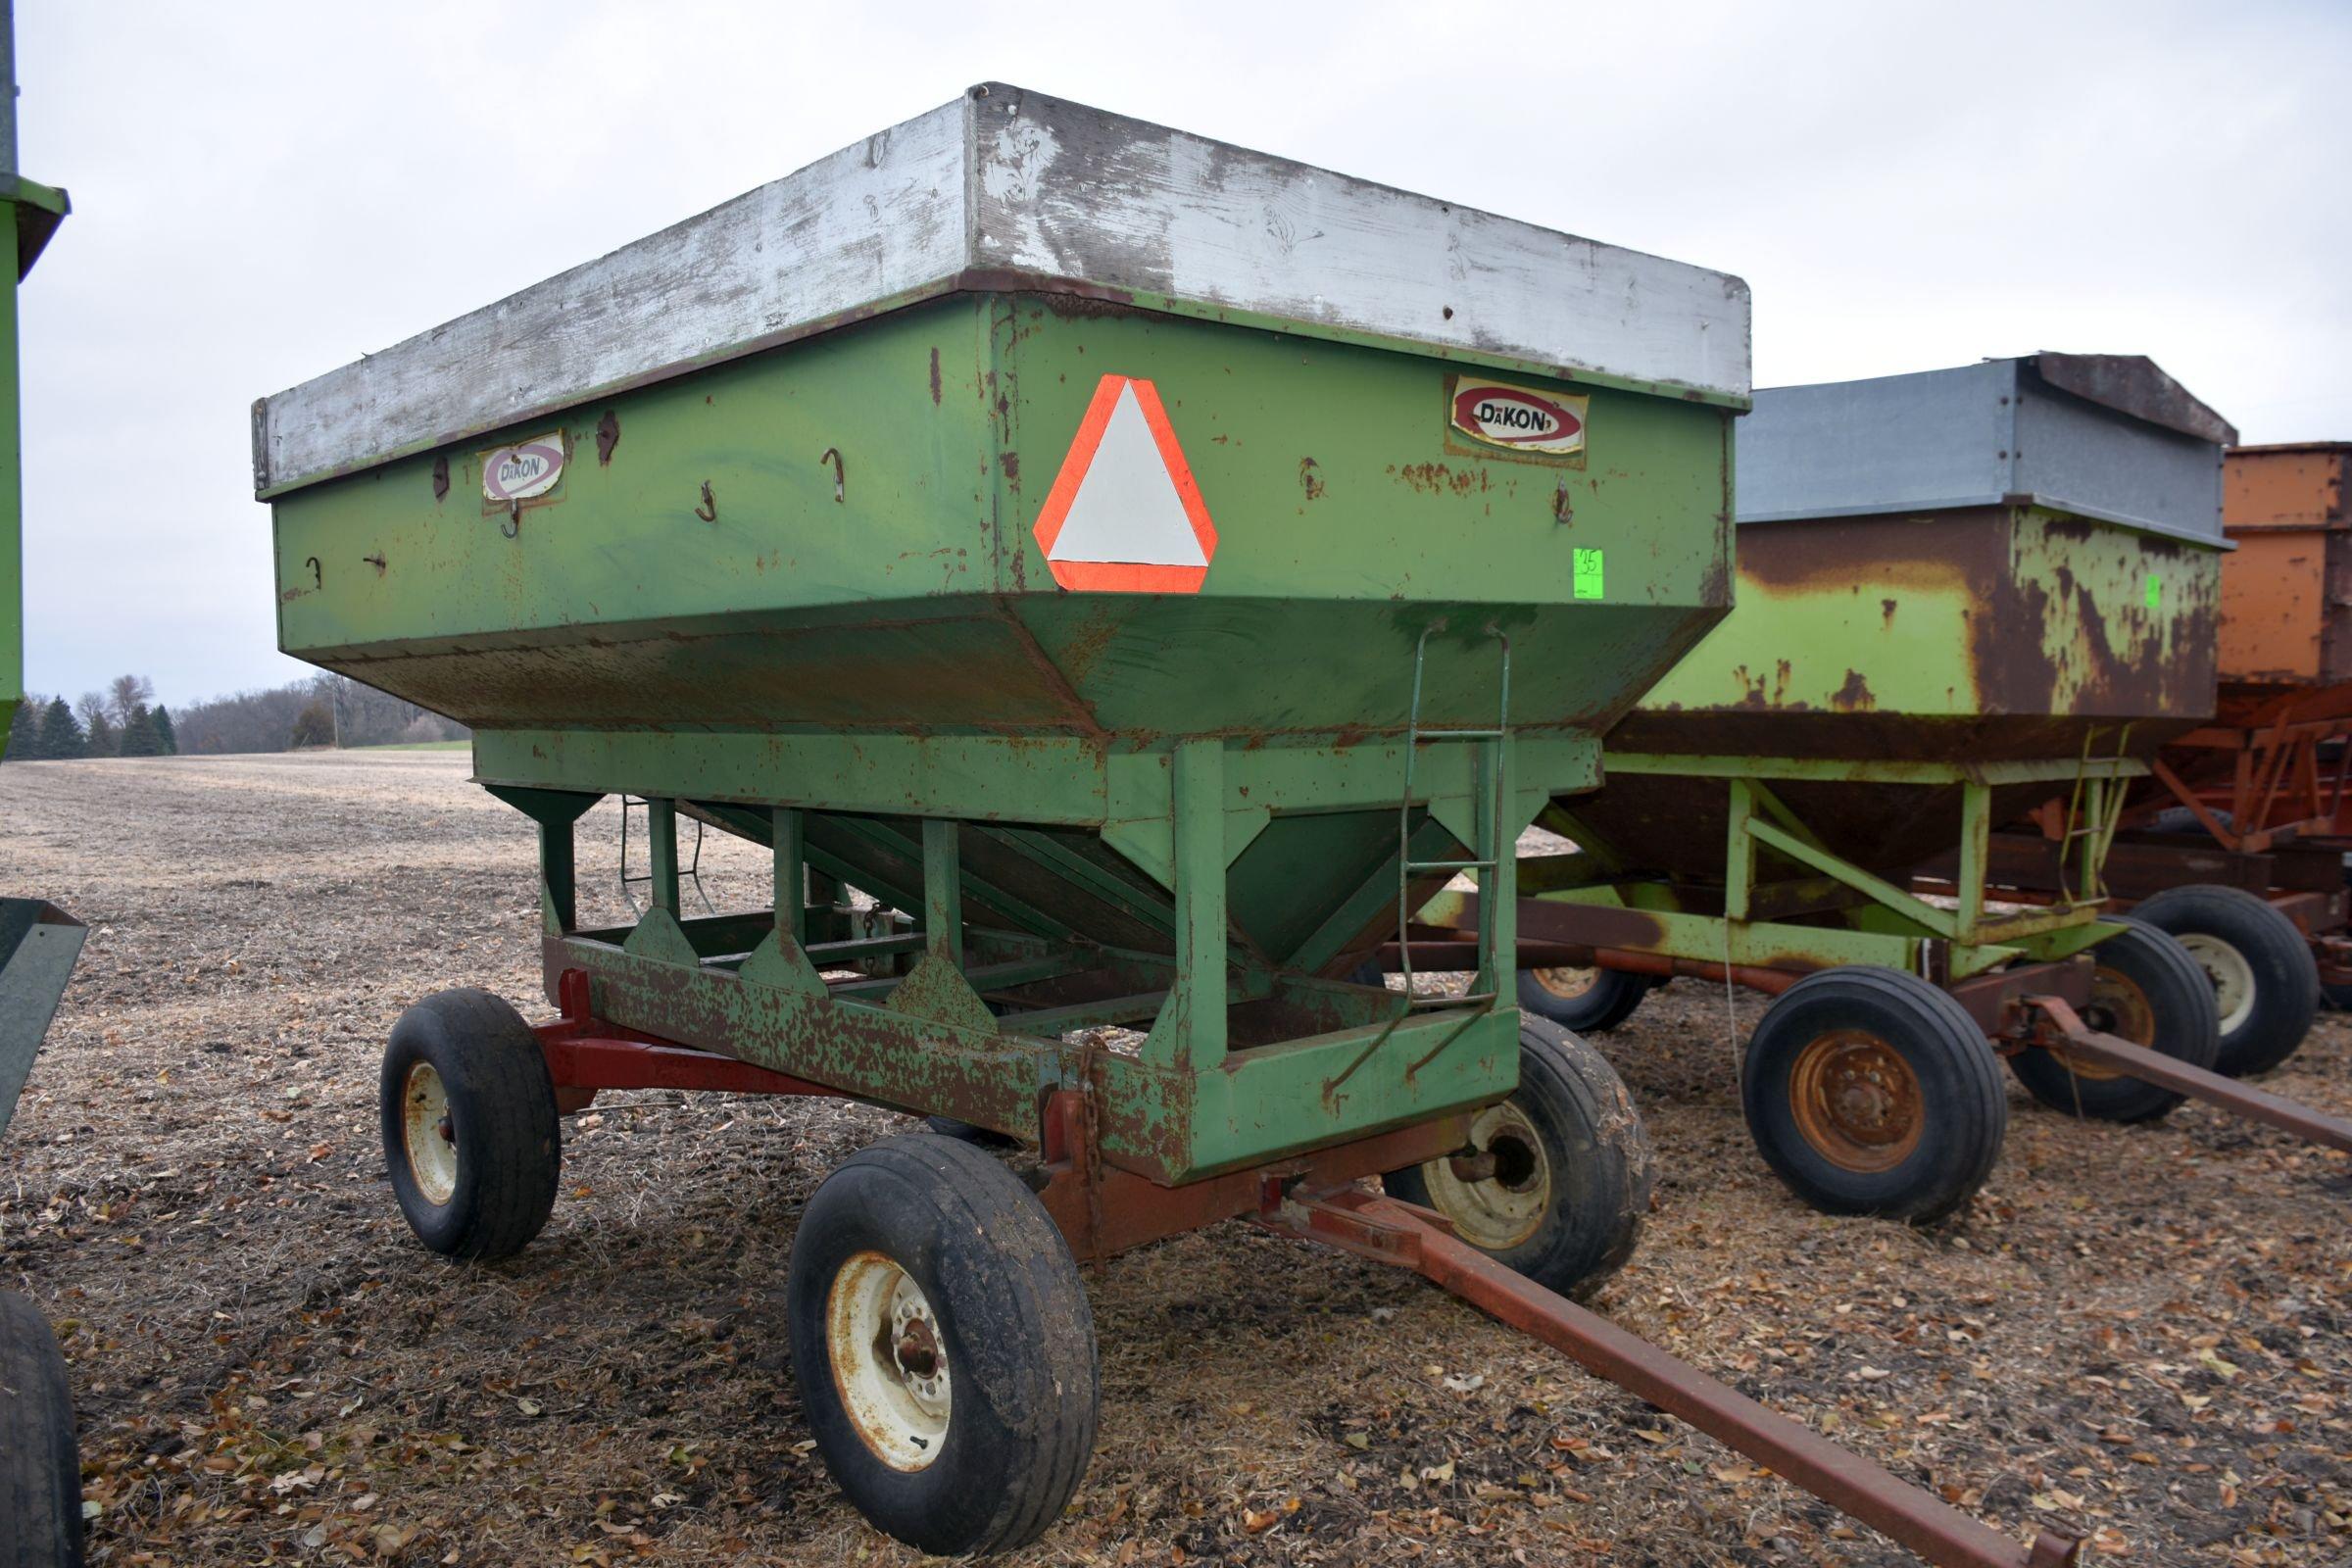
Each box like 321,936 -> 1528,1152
618,796 -> 716,917
1395,619 -> 1512,1010
2053,722 -> 2133,906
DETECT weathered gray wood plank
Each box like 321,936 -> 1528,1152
255,84 -> 1749,498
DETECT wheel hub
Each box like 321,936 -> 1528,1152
1529,965 -> 1599,1002
2175,933 -> 2256,1035
1415,1102 -> 1552,1251
828,1251 -> 952,1471
400,1062 -> 459,1206
2055,964 -> 2154,1081
1788,1030 -> 1923,1173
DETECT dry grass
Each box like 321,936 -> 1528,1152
2,752 -> 2346,1567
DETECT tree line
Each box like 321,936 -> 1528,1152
6,671 -> 466,760
6,673 -> 176,759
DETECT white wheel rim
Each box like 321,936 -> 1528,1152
1413,1102 -> 1552,1252
401,1061 -> 459,1206
826,1251 -> 951,1471
1529,966 -> 1600,1003
2177,933 -> 2257,1034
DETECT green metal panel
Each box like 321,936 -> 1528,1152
0,86 -> 76,1138
273,294 -> 1729,744
0,900 -> 85,1140
265,281 -> 1734,1180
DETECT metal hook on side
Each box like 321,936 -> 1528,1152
501,502 -> 521,538
694,480 -> 717,522
820,447 -> 845,504
305,556 -> 321,589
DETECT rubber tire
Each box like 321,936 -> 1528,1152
1742,966 -> 2006,1224
1384,1017 -> 1652,1298
0,1291 -> 82,1568
922,1114 -> 1022,1152
786,1134 -> 1099,1556
379,988 -> 563,1260
1514,965 -> 1651,1034
2008,919 -> 2222,1123
2131,885 -> 2318,1077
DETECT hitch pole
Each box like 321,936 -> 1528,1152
1265,1187 -> 2078,1568
2026,996 -> 2352,1154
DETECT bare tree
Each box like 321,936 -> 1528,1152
107,672 -> 156,727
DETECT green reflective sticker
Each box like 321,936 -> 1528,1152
1574,547 -> 1604,601
2145,573 -> 2162,612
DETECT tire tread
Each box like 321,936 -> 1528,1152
0,1290 -> 82,1568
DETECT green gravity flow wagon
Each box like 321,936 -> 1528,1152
255,91 -> 2109,1568
245,83 -> 2111,1565
256,85 -> 1744,1190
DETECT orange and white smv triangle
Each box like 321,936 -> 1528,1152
1032,374 -> 1218,592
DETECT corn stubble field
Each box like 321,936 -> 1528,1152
3,752 -> 2347,1567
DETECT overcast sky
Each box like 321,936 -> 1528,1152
15,0 -> 2351,709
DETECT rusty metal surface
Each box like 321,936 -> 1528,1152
536,1028 -> 840,1101
1033,1090 -> 1469,1264
1258,1186 -> 2079,1568
2023,996 -> 2352,1154
1595,506 -> 2219,880
2215,443 -> 2352,695
1941,958 -> 2094,1034
2033,354 -> 2236,446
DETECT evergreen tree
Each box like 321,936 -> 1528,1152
119,702 -> 164,758
6,695 -> 44,760
38,696 -> 82,759
84,710 -> 117,758
288,702 -> 333,750
151,704 -> 178,756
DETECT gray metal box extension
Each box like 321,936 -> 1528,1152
1734,354 -> 2235,542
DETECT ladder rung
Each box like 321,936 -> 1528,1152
1412,728 -> 1504,741
1404,990 -> 1498,1010
1406,858 -> 1494,873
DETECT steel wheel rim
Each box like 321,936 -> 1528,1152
2176,933 -> 2256,1035
400,1061 -> 459,1206
826,1251 -> 951,1471
1529,966 -> 1601,1003
1787,1029 -> 1924,1173
2065,964 -> 2157,1081
1416,1102 -> 1551,1252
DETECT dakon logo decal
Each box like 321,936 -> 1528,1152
1448,379 -> 1588,457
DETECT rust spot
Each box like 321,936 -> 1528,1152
929,347 -> 942,406
1881,597 -> 1897,628
596,411 -> 620,466
1001,450 -> 1020,489
1392,463 -> 1490,498
1057,611 -> 1119,687
1831,669 -> 1877,710
1299,457 -> 1324,502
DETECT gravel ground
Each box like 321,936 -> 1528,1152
2,752 -> 2347,1567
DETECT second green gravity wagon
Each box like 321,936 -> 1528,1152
1415,356 -> 2352,1226
253,85 -> 2085,1568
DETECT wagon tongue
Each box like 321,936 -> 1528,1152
1259,1185 -> 2081,1568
